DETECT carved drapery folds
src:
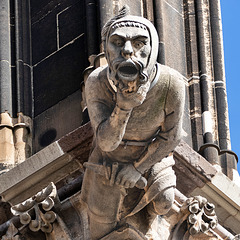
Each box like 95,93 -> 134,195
11,182 -> 57,233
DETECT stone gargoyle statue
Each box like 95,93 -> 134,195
80,6 -> 185,240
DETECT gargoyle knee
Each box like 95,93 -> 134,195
152,187 -> 175,215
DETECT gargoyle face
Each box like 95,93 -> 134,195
106,25 -> 151,93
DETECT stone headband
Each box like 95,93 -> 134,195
111,21 -> 147,31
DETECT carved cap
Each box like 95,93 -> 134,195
102,6 -> 159,77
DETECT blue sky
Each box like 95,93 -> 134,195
221,1 -> 240,172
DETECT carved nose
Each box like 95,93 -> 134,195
121,41 -> 133,58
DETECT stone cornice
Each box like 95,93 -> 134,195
0,122 -> 93,205
174,140 -> 240,235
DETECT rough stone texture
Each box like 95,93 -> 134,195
0,121 -> 238,239
164,0 -> 183,14
174,140 -> 218,196
0,113 -> 31,167
182,83 -> 193,146
58,1 -> 85,48
184,0 -> 203,152
0,142 -> 65,204
0,60 -> 12,114
156,0 -> 193,148
191,171 -> 240,235
0,126 -> 14,165
58,122 -> 93,153
30,0 -> 89,151
118,0 -> 143,16
175,140 -> 217,180
80,8 -> 186,239
5,186 -> 230,239
33,37 -> 85,116
0,123 -> 92,205
162,0 -> 187,76
0,0 -> 238,239
0,201 -> 12,226
33,90 -> 83,153
31,13 -> 57,65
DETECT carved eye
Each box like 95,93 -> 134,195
114,39 -> 124,47
133,40 -> 145,49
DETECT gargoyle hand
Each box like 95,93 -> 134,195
116,81 -> 150,110
115,164 -> 142,188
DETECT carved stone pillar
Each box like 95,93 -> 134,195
0,0 -> 12,115
13,113 -> 32,164
0,113 -> 15,168
0,112 -> 31,172
0,0 -> 32,171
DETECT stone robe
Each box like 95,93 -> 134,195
81,63 -> 185,239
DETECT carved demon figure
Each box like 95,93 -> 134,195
81,6 -> 185,240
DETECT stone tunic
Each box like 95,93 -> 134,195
80,63 -> 185,237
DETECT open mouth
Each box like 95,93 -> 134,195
117,62 -> 139,79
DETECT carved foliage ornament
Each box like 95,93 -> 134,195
11,182 -> 57,233
185,196 -> 218,235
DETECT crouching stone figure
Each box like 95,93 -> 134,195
80,6 -> 185,240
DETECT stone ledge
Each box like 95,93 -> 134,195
171,189 -> 235,239
58,121 -> 93,152
173,140 -> 218,196
0,142 -> 70,205
174,140 -> 218,180
173,140 -> 240,235
210,172 -> 240,208
191,172 -> 240,235
0,122 -> 92,205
